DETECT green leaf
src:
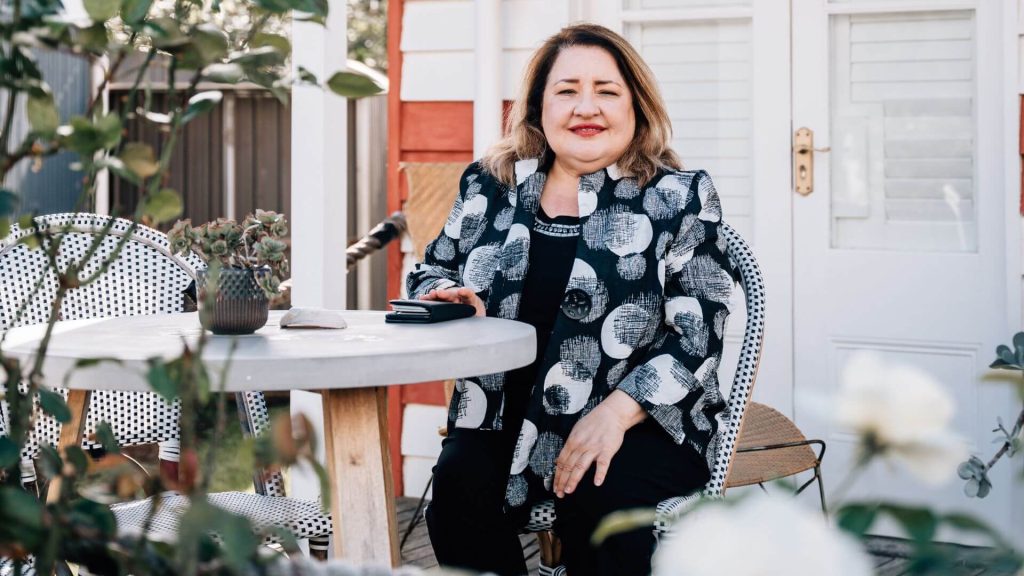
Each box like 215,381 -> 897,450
94,421 -> 120,454
591,508 -> 658,546
38,388 -> 71,423
0,486 -> 45,530
312,459 -> 331,513
27,93 -> 59,134
181,90 -> 223,124
118,142 -> 159,179
253,0 -> 326,17
0,436 -> 20,468
230,46 -> 286,69
882,504 -> 937,543
64,445 -> 89,476
95,156 -> 141,185
147,18 -> 188,50
215,511 -> 259,571
836,503 -> 878,536
296,66 -> 318,86
141,188 -> 182,224
120,0 -> 152,24
251,32 -> 290,57
0,218 -> 9,240
61,114 -> 122,156
77,22 -> 111,53
69,498 -> 117,539
0,188 -> 18,216
326,70 -> 385,98
84,0 -> 119,21
146,358 -> 178,403
201,63 -> 245,84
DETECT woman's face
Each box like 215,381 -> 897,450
541,45 -> 636,176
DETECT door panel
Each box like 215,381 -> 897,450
793,0 -> 1018,542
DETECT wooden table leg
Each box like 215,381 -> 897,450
45,389 -> 90,504
321,386 -> 399,565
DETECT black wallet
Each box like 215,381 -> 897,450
385,299 -> 476,323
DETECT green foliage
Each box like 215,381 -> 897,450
168,210 -> 291,297
327,70 -> 385,98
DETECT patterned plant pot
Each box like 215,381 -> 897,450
196,267 -> 270,335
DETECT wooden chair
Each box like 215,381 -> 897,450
523,223 -> 766,576
726,401 -> 827,512
0,213 -> 332,563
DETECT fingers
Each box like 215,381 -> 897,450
593,455 -> 612,487
554,449 -> 597,498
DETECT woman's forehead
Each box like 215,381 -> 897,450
547,46 -> 624,84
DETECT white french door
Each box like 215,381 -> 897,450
792,0 -> 1019,542
606,0 -> 1021,544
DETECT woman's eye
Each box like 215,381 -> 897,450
557,89 -> 576,95
599,91 -> 618,96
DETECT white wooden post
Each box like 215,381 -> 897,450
289,0 -> 348,539
474,0 -> 502,158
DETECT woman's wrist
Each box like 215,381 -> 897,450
601,390 -> 647,430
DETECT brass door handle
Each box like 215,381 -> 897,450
794,127 -> 829,196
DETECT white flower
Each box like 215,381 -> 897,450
837,352 -> 968,485
653,495 -> 872,576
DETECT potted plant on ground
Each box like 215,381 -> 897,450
168,210 -> 289,334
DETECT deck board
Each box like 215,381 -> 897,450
395,498 -> 1016,575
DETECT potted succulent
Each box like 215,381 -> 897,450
169,210 -> 289,334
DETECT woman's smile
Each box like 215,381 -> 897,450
569,123 -> 607,137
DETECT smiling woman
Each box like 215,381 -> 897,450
408,23 -> 736,576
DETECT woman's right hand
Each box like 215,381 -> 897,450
420,286 -> 486,317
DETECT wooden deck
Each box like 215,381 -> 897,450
395,497 -> 1018,575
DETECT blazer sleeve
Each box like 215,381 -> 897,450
405,163 -> 479,299
615,170 -> 736,445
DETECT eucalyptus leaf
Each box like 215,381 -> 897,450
84,0 -> 119,22
27,93 -> 60,134
119,143 -> 159,179
146,358 -> 178,403
181,91 -> 223,124
94,421 -> 120,454
326,70 -> 385,98
295,66 -> 318,86
142,188 -> 182,225
201,63 -> 244,84
0,218 -> 9,240
38,387 -> 71,423
251,32 -> 290,57
69,498 -> 117,539
120,0 -> 152,25
64,445 -> 89,476
882,504 -> 937,543
0,436 -> 20,468
0,188 -> 18,216
836,503 -> 878,536
230,46 -> 285,69
0,486 -> 45,530
96,156 -> 141,185
147,18 -> 188,50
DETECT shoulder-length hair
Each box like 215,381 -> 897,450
482,23 -> 681,187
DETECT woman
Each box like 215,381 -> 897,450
408,23 -> 735,576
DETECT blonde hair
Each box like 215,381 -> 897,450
482,23 -> 681,187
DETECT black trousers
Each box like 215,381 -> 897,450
425,418 -> 710,576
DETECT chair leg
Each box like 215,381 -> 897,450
814,464 -> 828,516
400,473 -> 433,551
537,530 -> 564,575
309,537 -> 330,561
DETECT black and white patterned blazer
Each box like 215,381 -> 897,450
407,159 -> 736,510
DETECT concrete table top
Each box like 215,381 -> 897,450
3,310 -> 536,393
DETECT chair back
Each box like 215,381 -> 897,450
702,223 -> 766,498
0,213 -> 284,496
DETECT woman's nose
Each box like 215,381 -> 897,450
574,91 -> 599,117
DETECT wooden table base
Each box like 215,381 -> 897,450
321,386 -> 399,565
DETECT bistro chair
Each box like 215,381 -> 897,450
725,401 -> 827,512
524,223 -> 766,576
0,213 -> 332,562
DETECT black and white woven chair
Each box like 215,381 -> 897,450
0,213 -> 332,562
523,223 -> 766,576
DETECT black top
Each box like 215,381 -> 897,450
503,207 -> 580,428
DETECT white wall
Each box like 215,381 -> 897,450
400,0 -> 573,101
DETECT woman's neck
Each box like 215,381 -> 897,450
541,160 -> 582,217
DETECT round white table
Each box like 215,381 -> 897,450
3,310 -> 535,564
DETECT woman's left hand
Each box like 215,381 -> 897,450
553,390 -> 646,497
